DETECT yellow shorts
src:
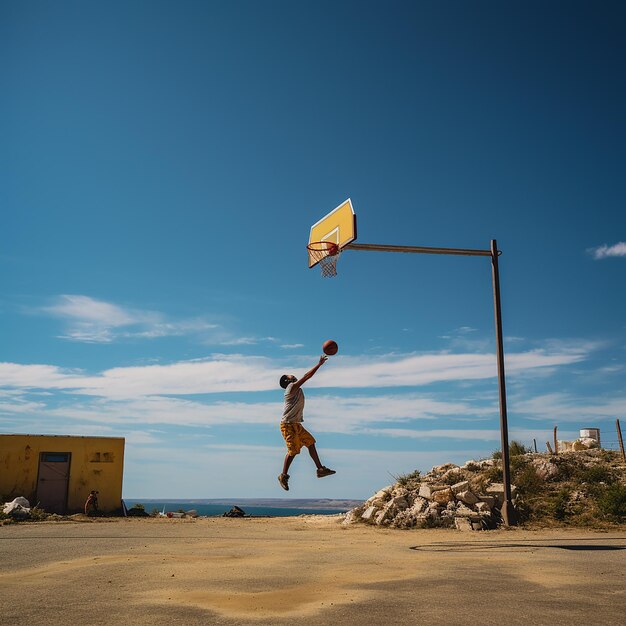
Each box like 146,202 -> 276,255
280,423 -> 316,456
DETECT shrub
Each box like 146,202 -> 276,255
551,488 -> 571,521
510,454 -> 530,475
441,471 -> 463,485
127,503 -> 149,517
597,483 -> 626,520
29,507 -> 49,522
492,441 -> 531,461
485,464 -> 503,483
580,465 -> 616,485
396,470 -> 421,487
510,441 -> 531,456
553,458 -> 578,481
514,464 -> 543,496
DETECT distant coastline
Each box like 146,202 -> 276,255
128,498 -> 362,513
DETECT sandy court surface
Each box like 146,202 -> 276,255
1,516 -> 625,625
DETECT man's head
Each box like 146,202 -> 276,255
280,374 -> 296,389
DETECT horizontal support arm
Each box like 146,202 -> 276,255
345,243 -> 494,257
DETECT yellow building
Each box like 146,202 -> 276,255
0,434 -> 125,514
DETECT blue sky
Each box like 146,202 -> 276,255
1,1 -> 625,499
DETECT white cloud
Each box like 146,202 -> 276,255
0,363 -> 86,388
511,392 -> 626,423
588,242 -> 626,260
363,427 -> 501,440
311,349 -> 587,389
0,390 -> 47,413
362,426 -> 580,443
0,344 -> 591,398
307,395 -> 492,434
2,391 -> 491,437
41,295 -> 219,343
220,336 -> 277,346
45,295 -> 140,325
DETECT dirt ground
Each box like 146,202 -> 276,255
1,515 -> 625,625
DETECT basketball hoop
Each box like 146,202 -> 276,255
307,241 -> 340,277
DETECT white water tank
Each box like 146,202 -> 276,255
580,428 -> 601,445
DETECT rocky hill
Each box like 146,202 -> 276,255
343,448 -> 626,530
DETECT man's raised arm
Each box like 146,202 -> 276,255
292,355 -> 328,389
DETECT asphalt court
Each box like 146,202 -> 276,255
1,518 -> 625,625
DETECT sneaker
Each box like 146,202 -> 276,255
317,466 -> 336,478
278,473 -> 290,491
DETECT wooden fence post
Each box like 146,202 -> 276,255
546,441 -> 554,454
553,426 -> 558,454
533,438 -> 537,453
617,419 -> 626,463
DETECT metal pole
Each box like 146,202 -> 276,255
344,238 -> 516,525
491,239 -> 515,526
346,242 -> 491,257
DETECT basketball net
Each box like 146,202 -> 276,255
307,241 -> 340,278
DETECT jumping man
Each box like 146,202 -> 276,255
278,355 -> 336,491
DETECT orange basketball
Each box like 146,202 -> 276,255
323,340 -> 338,356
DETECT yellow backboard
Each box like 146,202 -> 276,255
308,198 -> 357,267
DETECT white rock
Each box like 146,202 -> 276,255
478,495 -> 496,508
342,510 -> 360,525
419,484 -> 445,499
389,495 -> 409,511
455,504 -> 478,518
440,467 -> 462,482
375,505 -> 396,525
430,463 -> 459,474
415,509 -> 440,526
433,488 -> 455,505
558,440 -> 576,452
475,501 -> 492,513
361,506 -> 378,521
373,487 -> 392,501
485,483 -> 517,507
456,490 -> 479,505
450,480 -> 470,494
454,517 -> 473,531
579,437 -> 599,449
409,498 -> 429,515
531,459 -> 559,481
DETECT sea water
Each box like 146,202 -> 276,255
129,500 -> 352,517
